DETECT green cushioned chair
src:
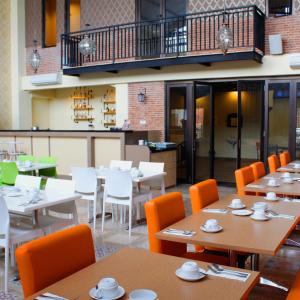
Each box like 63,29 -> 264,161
0,162 -> 18,185
38,156 -> 57,189
18,155 -> 36,176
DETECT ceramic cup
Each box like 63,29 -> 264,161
283,177 -> 293,184
97,277 -> 119,298
231,198 -> 243,208
282,172 -> 291,178
294,163 -> 300,169
252,209 -> 266,219
180,261 -> 200,277
24,160 -> 32,167
204,219 -> 219,231
266,192 -> 277,200
138,140 -> 145,146
268,179 -> 277,186
253,202 -> 268,211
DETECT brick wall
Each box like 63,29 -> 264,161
128,82 -> 165,141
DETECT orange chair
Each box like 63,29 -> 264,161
144,192 -> 229,265
287,270 -> 300,299
250,162 -> 266,180
235,166 -> 255,196
268,154 -> 280,173
16,224 -> 96,298
279,151 -> 291,167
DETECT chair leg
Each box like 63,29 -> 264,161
4,245 -> 8,293
101,201 -> 106,233
128,205 -> 132,237
87,201 -> 90,222
93,199 -> 97,232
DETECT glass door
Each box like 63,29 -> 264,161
296,82 -> 300,158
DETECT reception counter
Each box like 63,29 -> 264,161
0,130 -> 152,176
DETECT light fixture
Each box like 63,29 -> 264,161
79,24 -> 96,56
30,39 -> 41,73
216,0 -> 233,55
138,88 -> 146,103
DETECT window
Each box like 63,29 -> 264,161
42,0 -> 57,47
65,0 -> 81,33
268,0 -> 292,16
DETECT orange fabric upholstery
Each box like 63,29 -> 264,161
250,162 -> 266,180
235,166 -> 255,196
189,179 -> 219,213
268,155 -> 280,173
144,192 -> 229,265
16,224 -> 96,298
287,269 -> 300,300
279,151 -> 291,167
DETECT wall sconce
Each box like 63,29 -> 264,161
138,88 -> 146,103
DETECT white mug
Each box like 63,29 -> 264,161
97,278 -> 119,298
253,202 -> 268,211
204,219 -> 219,230
282,172 -> 291,178
266,192 -> 277,200
283,177 -> 293,184
268,179 -> 277,186
180,261 -> 199,277
252,209 -> 266,219
231,198 -> 243,207
138,140 -> 145,146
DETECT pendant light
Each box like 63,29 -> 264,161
216,0 -> 233,55
79,24 -> 96,56
31,39 -> 41,73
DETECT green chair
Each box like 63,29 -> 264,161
0,162 -> 18,185
38,157 -> 57,189
18,155 -> 36,163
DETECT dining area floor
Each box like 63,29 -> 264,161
1,184 -> 300,300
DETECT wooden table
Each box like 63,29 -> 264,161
243,173 -> 300,196
277,160 -> 300,173
156,194 -> 300,266
28,248 -> 259,300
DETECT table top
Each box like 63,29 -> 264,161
156,194 -> 300,256
27,248 -> 259,300
277,160 -> 300,173
3,189 -> 80,214
17,162 -> 57,172
243,173 -> 300,196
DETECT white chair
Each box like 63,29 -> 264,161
0,196 -> 43,293
109,160 -> 133,171
15,175 -> 42,190
37,179 -> 78,234
72,167 -> 100,231
101,170 -> 152,237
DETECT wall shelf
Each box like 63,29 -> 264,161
103,111 -> 116,115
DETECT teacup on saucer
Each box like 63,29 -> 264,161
283,177 -> 293,184
264,192 -> 278,201
267,179 -> 279,187
129,289 -> 158,300
251,209 -> 269,221
282,172 -> 291,178
293,163 -> 300,169
175,261 -> 206,281
97,277 -> 120,298
252,202 -> 268,211
228,198 -> 245,209
201,219 -> 222,233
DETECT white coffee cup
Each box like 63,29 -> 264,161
138,140 -> 145,146
283,177 -> 293,184
24,160 -> 32,167
97,277 -> 119,298
204,219 -> 219,230
253,202 -> 268,211
180,261 -> 200,277
268,179 -> 277,186
231,198 -> 243,208
252,209 -> 266,219
266,192 -> 277,200
282,172 -> 291,178
294,163 -> 300,169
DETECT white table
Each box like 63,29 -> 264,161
17,162 -> 57,173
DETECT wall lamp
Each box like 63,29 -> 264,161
138,88 -> 147,103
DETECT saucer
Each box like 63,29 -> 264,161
228,204 -> 246,209
200,225 -> 223,233
129,289 -> 157,300
231,209 -> 252,216
267,183 -> 280,187
250,215 -> 270,221
89,286 -> 125,300
263,197 -> 279,201
175,268 -> 206,281
282,181 -> 294,184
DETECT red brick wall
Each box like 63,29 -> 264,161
128,82 -> 165,141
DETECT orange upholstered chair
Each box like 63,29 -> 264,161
250,162 -> 266,180
235,166 -> 255,196
145,192 -> 229,265
268,155 -> 280,173
279,151 -> 291,167
287,270 -> 300,300
16,224 -> 95,298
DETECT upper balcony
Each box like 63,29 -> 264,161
61,5 -> 265,75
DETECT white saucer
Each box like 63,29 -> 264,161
282,181 -> 294,184
175,268 -> 206,281
228,204 -> 246,209
232,209 -> 252,216
267,183 -> 280,187
89,286 -> 125,300
129,289 -> 157,300
250,215 -> 270,221
200,225 -> 223,233
263,197 -> 279,201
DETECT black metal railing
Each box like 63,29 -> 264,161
61,5 -> 265,69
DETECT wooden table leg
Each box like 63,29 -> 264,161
229,250 -> 237,267
33,210 -> 39,226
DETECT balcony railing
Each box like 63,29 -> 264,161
61,5 -> 265,73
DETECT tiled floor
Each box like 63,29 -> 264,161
1,185 -> 300,299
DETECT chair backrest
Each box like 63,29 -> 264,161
144,192 -> 186,257
18,155 -> 35,163
38,156 -> 57,177
235,166 -> 254,196
250,162 -> 266,180
15,175 -> 41,190
0,196 -> 9,241
45,178 -> 75,194
109,160 -> 133,171
279,151 -> 291,167
0,162 -> 19,185
189,179 -> 219,213
71,167 -> 97,194
105,169 -> 133,198
268,155 -> 280,173
16,224 -> 96,298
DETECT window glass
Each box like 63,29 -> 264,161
43,0 -> 57,47
269,0 -> 292,16
165,0 -> 186,18
296,83 -> 300,158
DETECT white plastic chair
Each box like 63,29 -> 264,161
38,179 -> 78,234
15,175 -> 42,190
109,160 -> 133,171
0,196 -> 43,293
101,170 -> 152,237
72,167 -> 100,231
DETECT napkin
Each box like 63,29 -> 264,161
206,269 -> 251,282
267,213 -> 296,220
291,199 -> 300,203
163,230 -> 195,237
202,209 -> 228,214
35,292 -> 68,300
246,184 -> 265,189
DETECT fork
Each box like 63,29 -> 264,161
208,265 -> 248,278
212,263 -> 249,277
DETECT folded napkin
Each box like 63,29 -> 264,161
206,268 -> 251,282
267,213 -> 295,220
202,209 -> 228,214
163,229 -> 195,237
35,292 -> 68,300
291,199 -> 300,203
246,184 -> 266,189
